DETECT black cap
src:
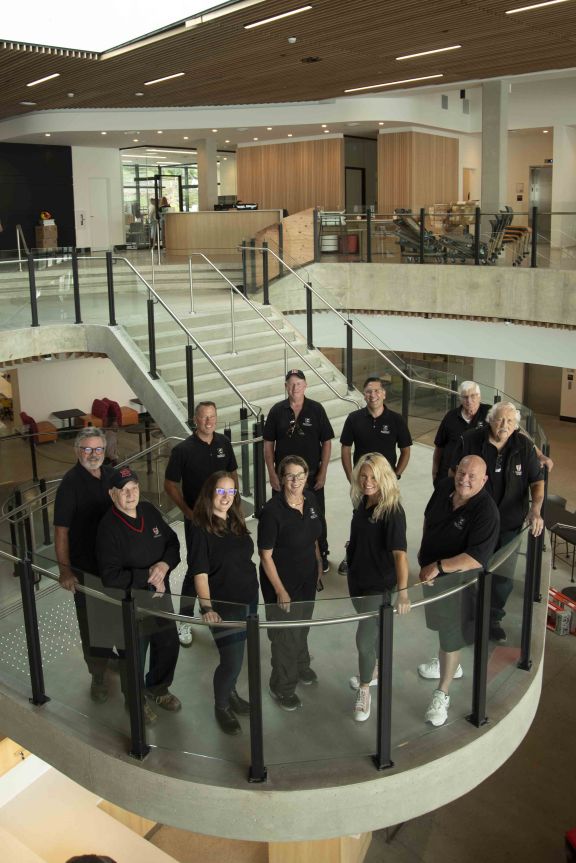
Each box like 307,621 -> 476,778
285,369 -> 306,381
109,466 -> 139,489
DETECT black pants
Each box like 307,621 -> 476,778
180,518 -> 197,617
265,579 -> 316,697
74,587 -> 111,677
210,600 -> 257,709
490,528 -> 521,624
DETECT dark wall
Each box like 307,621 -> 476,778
0,142 -> 76,251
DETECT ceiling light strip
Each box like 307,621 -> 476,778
506,0 -> 570,12
345,74 -> 443,93
396,45 -> 461,60
244,5 -> 313,29
144,72 -> 185,86
26,72 -> 60,87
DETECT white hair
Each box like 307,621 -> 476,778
459,380 -> 481,397
486,401 -> 521,426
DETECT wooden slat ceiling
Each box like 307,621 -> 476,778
1,0 -> 575,121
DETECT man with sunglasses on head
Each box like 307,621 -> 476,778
53,426 -> 115,703
263,370 -> 334,573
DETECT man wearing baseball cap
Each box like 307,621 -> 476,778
263,369 -> 334,572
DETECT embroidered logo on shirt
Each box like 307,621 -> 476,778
302,417 -> 312,427
216,447 -> 225,457
515,463 -> 522,476
453,516 -> 467,530
309,507 -> 318,519
380,425 -> 390,434
152,526 -> 161,538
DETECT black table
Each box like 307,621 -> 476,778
544,501 -> 576,582
51,408 -> 85,435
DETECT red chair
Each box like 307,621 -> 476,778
102,397 -> 138,427
19,411 -> 58,444
75,399 -> 107,428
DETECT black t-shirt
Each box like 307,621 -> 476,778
53,462 -> 115,573
96,500 -> 180,591
257,489 -> 322,598
340,406 -> 412,470
434,404 -> 490,481
347,501 -> 407,594
263,397 -> 334,477
418,478 -> 500,571
164,432 -> 238,509
186,524 -> 258,605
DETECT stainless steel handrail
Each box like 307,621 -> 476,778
15,224 -> 29,273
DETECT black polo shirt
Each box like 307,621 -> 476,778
263,397 -> 334,477
257,489 -> 322,599
53,461 -> 115,574
347,501 -> 407,594
164,432 -> 238,509
434,403 -> 490,482
418,478 -> 500,571
340,406 -> 412,470
186,525 -> 258,606
452,427 -> 543,534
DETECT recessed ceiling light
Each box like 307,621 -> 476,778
324,129 -> 330,133
146,148 -> 197,155
244,5 -> 312,28
396,45 -> 461,60
506,0 -> 569,12
225,139 -> 231,143
543,129 -> 549,133
144,72 -> 185,86
223,157 -> 228,161
27,73 -> 60,87
101,131 -> 107,135
253,137 -> 259,141
379,122 -> 385,125
287,133 -> 293,137
135,92 -> 144,97
20,101 -> 36,106
45,133 -> 51,137
212,129 -> 218,133
321,124 -> 327,128
183,136 -> 189,140
267,127 -> 273,131
345,74 -> 443,93
157,130 -> 163,134
67,92 -> 75,98
133,138 -> 139,142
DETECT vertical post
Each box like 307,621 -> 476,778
241,241 -> 248,292
230,289 -> 236,354
530,206 -> 538,269
401,371 -> 410,425
188,257 -> 195,315
71,249 -> 82,323
372,602 -> 394,770
450,376 -> 458,411
306,282 -> 314,350
147,298 -> 159,379
17,557 -> 49,705
493,392 -> 501,404
419,208 -> 426,264
366,207 -> 372,263
122,594 -> 150,759
106,251 -> 117,326
468,570 -> 492,727
247,614 -> 267,783
534,449 -> 550,602
39,478 -> 51,545
518,533 -> 537,671
240,407 -> 251,496
252,419 -> 266,517
144,413 -> 153,476
346,320 -> 354,391
13,489 -> 27,560
313,208 -> 320,263
28,433 -> 39,483
262,241 -> 270,305
177,174 -> 184,212
474,207 -> 481,265
278,222 -> 284,277
185,345 -> 195,428
250,238 -> 256,292
27,254 -> 39,327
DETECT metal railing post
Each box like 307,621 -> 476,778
467,570 -> 492,727
185,345 -> 195,427
241,241 -> 248,292
253,419 -> 266,517
262,241 -> 270,305
230,289 -> 237,354
313,208 -> 320,263
247,614 -> 267,782
278,222 -> 284,277
28,433 -> 39,483
474,207 -> 481,265
518,534 -> 537,671
250,238 -> 256,292
346,320 -> 354,391
147,297 -> 159,379
188,257 -> 195,315
401,369 -> 410,424
419,208 -> 425,264
122,593 -> 150,759
39,478 -> 51,545
106,251 -> 117,326
17,556 -> 49,705
71,249 -> 82,323
27,254 -> 39,327
240,407 -> 251,496
372,601 -> 394,770
530,206 -> 538,269
450,375 -> 458,411
306,282 -> 314,349
366,208 -> 373,263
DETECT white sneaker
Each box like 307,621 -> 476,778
177,622 -> 193,647
353,686 -> 371,722
349,661 -> 378,690
425,689 -> 450,727
417,657 -> 463,680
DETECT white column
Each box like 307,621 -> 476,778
473,357 -> 524,403
196,138 -> 218,211
551,125 -> 576,249
480,81 -> 508,219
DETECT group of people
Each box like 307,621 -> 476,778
53,372 -> 551,732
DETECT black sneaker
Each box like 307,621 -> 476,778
229,689 -> 250,715
215,705 -> 241,735
269,686 -> 302,711
489,624 -> 507,643
90,672 -> 108,704
321,554 -> 329,574
298,667 -> 318,685
338,558 -> 348,575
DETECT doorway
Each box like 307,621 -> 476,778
529,165 -> 552,244
345,167 -> 365,212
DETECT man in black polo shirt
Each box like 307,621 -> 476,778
418,455 -> 500,727
164,401 -> 238,645
263,370 -> 334,572
54,426 -> 115,703
451,401 -> 544,643
432,380 -> 490,487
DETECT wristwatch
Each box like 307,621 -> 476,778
436,560 -> 445,575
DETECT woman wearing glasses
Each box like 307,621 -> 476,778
187,471 -> 258,735
347,453 -> 410,722
258,455 -> 323,712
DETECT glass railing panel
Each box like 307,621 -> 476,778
0,540 -> 33,696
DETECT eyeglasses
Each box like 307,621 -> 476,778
287,419 -> 305,438
285,472 -> 306,482
78,446 -> 105,455
215,488 -> 237,496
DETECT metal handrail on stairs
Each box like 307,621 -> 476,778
15,224 -> 29,272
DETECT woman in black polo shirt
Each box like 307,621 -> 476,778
187,471 -> 258,735
346,453 -> 410,722
258,455 -> 323,712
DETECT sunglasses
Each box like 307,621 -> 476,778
215,488 -> 237,496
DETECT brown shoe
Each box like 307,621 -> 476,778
148,691 -> 182,712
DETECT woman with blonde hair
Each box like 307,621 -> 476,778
347,452 -> 410,722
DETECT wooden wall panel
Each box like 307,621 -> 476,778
378,132 -> 458,214
237,140 -> 344,215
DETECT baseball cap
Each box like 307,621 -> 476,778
285,369 -> 306,381
109,466 -> 139,489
